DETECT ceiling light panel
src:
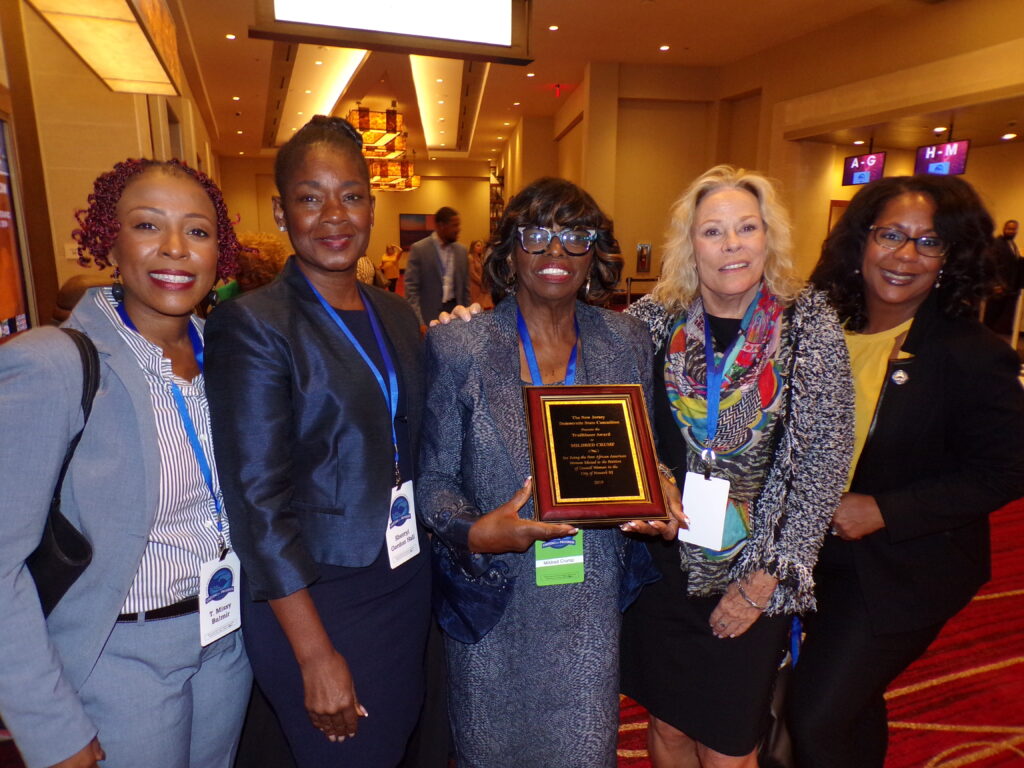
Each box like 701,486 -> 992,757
275,45 -> 368,145
410,55 -> 464,149
273,0 -> 512,46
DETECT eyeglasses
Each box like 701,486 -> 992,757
868,226 -> 948,259
516,226 -> 598,256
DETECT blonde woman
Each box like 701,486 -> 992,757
620,166 -> 854,767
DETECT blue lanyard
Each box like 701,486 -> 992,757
701,290 -> 760,470
517,307 -> 579,386
116,303 -> 225,549
303,278 -> 403,486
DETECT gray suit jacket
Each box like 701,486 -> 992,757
404,234 -> 469,324
0,290 -> 168,768
418,297 -> 658,642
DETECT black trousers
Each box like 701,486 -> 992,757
786,566 -> 943,768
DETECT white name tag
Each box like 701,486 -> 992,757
677,471 -> 730,551
198,549 -> 241,647
386,480 -> 420,569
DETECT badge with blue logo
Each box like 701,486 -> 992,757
535,531 -> 584,586
386,481 -> 420,569
198,549 -> 241,647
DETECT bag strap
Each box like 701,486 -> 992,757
51,329 -> 100,503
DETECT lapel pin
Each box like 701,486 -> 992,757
891,369 -> 909,385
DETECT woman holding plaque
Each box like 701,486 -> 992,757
418,177 -> 683,768
205,116 -> 430,768
787,175 -> 1024,768
620,165 -> 854,767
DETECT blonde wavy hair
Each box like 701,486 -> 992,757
650,165 -> 802,312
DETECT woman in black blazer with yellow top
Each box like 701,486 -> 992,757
787,174 -> 1024,768
205,117 -> 429,768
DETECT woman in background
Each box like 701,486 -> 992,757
789,174 -> 1024,768
380,243 -> 402,292
466,238 -> 494,309
0,158 -> 250,768
205,116 -> 430,768
621,165 -> 853,768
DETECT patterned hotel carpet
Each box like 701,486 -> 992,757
616,498 -> 1024,767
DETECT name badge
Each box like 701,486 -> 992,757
535,532 -> 584,586
677,472 -> 730,551
386,481 -> 420,569
198,549 -> 241,647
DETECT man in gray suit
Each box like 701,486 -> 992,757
404,206 -> 469,325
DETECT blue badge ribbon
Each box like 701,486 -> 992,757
116,303 -> 225,552
517,307 -> 579,386
303,277 -> 403,486
701,290 -> 760,474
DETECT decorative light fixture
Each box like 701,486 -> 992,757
346,103 -> 420,191
26,0 -> 183,95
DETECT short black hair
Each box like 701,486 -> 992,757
810,174 -> 995,330
274,115 -> 368,193
484,177 -> 622,304
435,206 -> 459,225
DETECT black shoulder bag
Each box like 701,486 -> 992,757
26,328 -> 99,616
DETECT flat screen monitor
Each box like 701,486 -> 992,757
914,140 -> 970,176
842,152 -> 886,186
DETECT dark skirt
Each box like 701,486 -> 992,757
620,540 -> 789,756
242,544 -> 431,768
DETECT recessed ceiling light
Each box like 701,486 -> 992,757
513,101 -> 521,106
298,111 -> 304,115
526,73 -> 535,78
1003,132 -> 1019,140
934,126 -> 947,133
292,128 -> 297,132
231,96 -> 240,101
853,140 -> 865,145
440,143 -> 446,147
438,99 -> 445,105
431,157 -> 437,160
440,130 -> 446,134
659,45 -> 670,51
490,148 -> 497,152
548,25 -> 559,31
436,78 -> 444,83
503,121 -> 510,126
225,34 -> 236,40
304,89 -> 312,94
439,117 -> 445,122
238,151 -> 244,155
236,130 -> 243,135
314,60 -> 323,66
497,136 -> 504,140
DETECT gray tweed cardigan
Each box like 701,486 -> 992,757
628,288 -> 855,615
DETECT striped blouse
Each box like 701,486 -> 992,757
96,289 -> 231,613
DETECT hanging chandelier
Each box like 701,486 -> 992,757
346,102 -> 420,191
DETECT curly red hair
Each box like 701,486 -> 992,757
72,158 -> 242,281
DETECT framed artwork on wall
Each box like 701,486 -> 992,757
636,242 -> 652,274
399,213 -> 434,251
827,200 -> 850,232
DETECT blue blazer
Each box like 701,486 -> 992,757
204,257 -> 424,601
418,297 -> 659,643
0,291 -> 177,768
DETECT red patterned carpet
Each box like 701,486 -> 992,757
616,498 -> 1024,767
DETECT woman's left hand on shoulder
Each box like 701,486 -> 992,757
709,571 -> 779,639
831,492 -> 885,541
619,472 -> 686,540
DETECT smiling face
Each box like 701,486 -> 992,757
110,168 -> 219,331
273,142 -> 374,285
861,191 -> 943,330
513,226 -> 593,308
691,187 -> 767,317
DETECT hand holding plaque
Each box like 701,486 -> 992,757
522,384 -> 668,525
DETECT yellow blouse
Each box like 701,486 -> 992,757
843,318 -> 914,489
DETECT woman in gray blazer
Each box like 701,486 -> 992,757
0,159 -> 251,768
419,177 -> 682,768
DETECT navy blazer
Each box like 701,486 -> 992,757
418,297 -> 659,643
205,258 -> 424,601
826,293 -> 1024,633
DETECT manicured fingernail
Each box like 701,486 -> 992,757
359,705 -> 369,717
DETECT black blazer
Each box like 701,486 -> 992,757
205,258 -> 424,601
827,293 -> 1024,633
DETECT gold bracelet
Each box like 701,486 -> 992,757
737,584 -> 768,611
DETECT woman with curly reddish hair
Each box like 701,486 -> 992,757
0,158 -> 251,768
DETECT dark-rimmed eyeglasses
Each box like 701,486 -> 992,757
868,226 -> 948,259
516,226 -> 598,256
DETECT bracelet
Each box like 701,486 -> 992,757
737,584 -> 768,611
657,463 -> 677,484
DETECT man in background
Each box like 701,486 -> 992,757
405,206 -> 469,325
984,219 -> 1020,335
